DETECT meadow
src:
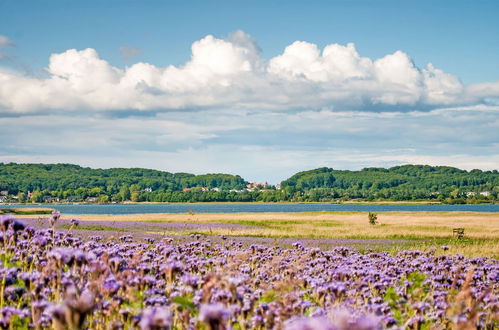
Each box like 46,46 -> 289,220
0,211 -> 497,329
64,211 -> 499,258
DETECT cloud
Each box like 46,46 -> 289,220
0,105 -> 497,182
268,41 -> 372,82
0,35 -> 14,47
0,31 -> 497,181
465,81 -> 499,101
48,48 -> 122,92
422,63 -> 464,104
1,30 -> 498,114
0,35 -> 15,60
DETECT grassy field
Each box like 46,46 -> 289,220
0,207 -> 53,215
60,211 -> 499,258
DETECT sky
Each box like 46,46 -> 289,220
0,0 -> 498,183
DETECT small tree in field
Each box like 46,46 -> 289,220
368,212 -> 378,225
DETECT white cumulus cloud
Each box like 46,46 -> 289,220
0,31 -> 498,114
268,41 -> 372,82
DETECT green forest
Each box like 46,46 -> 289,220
0,163 -> 498,203
280,166 -> 499,203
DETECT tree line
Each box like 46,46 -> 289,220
280,166 -> 499,203
0,163 -> 498,203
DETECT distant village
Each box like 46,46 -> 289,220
0,182 -> 282,204
182,182 -> 277,193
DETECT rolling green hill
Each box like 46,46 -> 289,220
280,165 -> 498,202
0,163 -> 497,203
0,163 -> 247,202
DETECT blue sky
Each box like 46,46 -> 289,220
0,0 -> 498,182
2,0 -> 498,83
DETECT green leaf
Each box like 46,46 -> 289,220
173,296 -> 197,312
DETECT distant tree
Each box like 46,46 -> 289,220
75,187 -> 89,199
119,185 -> 131,201
17,192 -> 26,203
89,187 -> 103,197
368,212 -> 378,225
30,190 -> 43,203
131,191 -> 140,202
98,195 -> 109,204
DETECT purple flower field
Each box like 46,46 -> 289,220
18,217 -> 410,251
21,217 -> 262,231
0,212 -> 498,329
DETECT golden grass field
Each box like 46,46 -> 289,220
63,211 -> 499,258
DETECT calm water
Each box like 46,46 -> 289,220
2,203 -> 499,214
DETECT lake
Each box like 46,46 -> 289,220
2,203 -> 499,214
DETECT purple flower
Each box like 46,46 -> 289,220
0,211 -> 496,329
48,248 -> 76,266
413,302 -> 431,312
103,280 -> 121,295
50,211 -> 61,226
199,303 -> 229,329
58,287 -> 96,329
12,220 -> 26,232
139,306 -> 172,330
1,214 -> 15,231
285,317 -> 335,330
328,308 -> 382,330
180,274 -> 199,287
406,315 -> 425,328
32,236 -> 48,247
47,304 -> 67,328
89,235 -> 102,242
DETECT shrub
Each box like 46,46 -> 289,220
368,212 -> 378,225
